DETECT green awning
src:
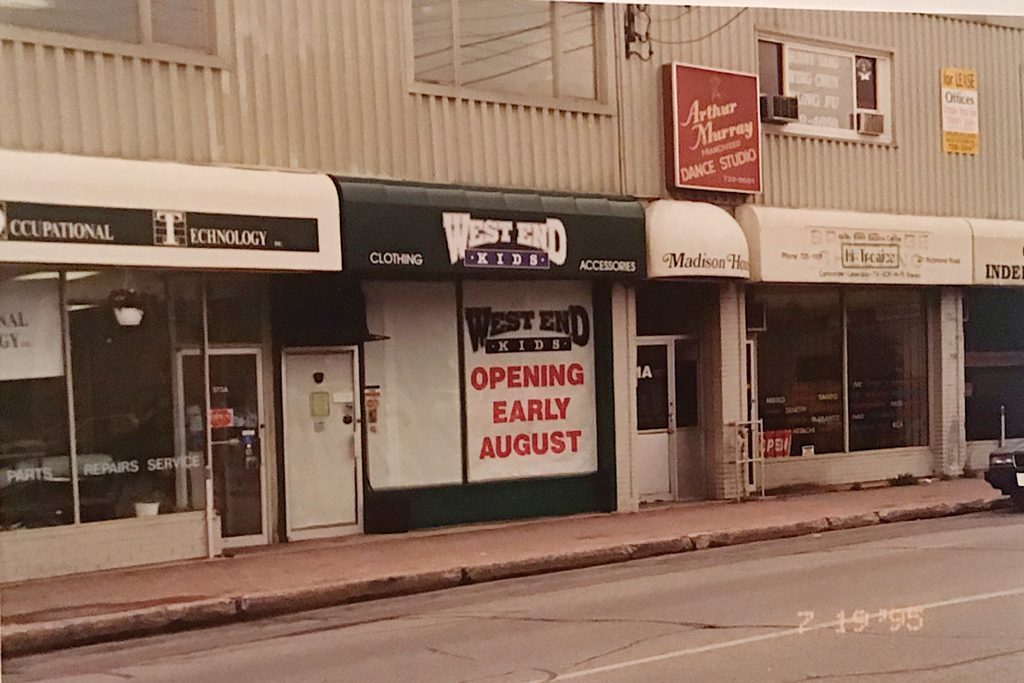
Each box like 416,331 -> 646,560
336,179 -> 646,279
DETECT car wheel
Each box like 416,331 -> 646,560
1011,491 -> 1024,512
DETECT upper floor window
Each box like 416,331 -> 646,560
0,0 -> 212,53
758,37 -> 891,142
412,0 -> 604,104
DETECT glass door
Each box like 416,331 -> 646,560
744,337 -> 758,492
635,342 -> 673,501
178,349 -> 267,546
673,338 -> 705,500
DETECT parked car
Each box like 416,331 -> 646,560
985,442 -> 1024,510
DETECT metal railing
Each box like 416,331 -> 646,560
731,418 -> 765,500
1000,404 -> 1006,448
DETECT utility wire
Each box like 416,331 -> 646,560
649,7 -> 749,45
415,6 -> 589,59
652,6 -> 694,23
417,22 -> 594,78
462,42 -> 592,88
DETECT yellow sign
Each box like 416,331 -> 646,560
941,67 -> 978,155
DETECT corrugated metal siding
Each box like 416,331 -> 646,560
620,6 -> 1024,219
0,0 -> 619,194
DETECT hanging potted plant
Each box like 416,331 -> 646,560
108,288 -> 145,326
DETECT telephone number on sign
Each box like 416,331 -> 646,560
797,607 -> 924,634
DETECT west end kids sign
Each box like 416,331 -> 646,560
665,63 -> 762,194
462,281 -> 598,482
336,181 -> 646,278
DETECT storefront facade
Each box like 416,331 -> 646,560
0,149 -> 348,580
964,219 -> 1024,469
738,205 -> 973,489
631,200 -> 751,502
336,179 -> 646,529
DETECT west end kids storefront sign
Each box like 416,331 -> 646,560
337,180 -> 647,278
337,179 -> 645,493
664,63 -> 762,194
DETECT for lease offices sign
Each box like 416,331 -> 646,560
664,63 -> 762,194
941,67 -> 978,155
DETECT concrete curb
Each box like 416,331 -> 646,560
1,496 -> 1011,657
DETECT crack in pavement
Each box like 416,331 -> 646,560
425,645 -> 477,662
570,630 -> 680,668
443,612 -> 792,631
789,645 -> 1024,681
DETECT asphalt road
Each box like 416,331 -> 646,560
5,510 -> 1024,683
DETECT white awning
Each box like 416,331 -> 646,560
0,149 -> 341,271
970,218 -> 1024,285
736,205 -> 972,285
645,200 -> 750,279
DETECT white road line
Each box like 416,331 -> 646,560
548,585 -> 1024,680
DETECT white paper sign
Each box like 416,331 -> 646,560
0,278 -> 63,381
463,280 -> 598,482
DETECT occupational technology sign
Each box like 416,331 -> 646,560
664,63 -> 762,194
463,281 -> 598,482
0,201 -> 319,251
941,67 -> 978,155
336,181 -> 646,278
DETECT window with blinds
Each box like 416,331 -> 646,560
0,0 -> 213,53
412,0 -> 603,103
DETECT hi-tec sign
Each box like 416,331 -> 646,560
0,200 -> 319,252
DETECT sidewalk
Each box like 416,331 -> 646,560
1,478 -> 1010,656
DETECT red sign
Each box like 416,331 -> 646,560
664,63 -> 762,193
209,408 -> 234,429
761,430 -> 793,458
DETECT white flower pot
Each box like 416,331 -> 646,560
134,502 -> 160,517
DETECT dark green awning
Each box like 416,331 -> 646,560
335,179 -> 646,279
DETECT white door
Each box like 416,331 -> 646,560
674,339 -> 706,501
283,348 -> 361,540
178,349 -> 269,548
635,342 -> 673,501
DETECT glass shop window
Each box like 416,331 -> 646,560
0,268 -> 74,530
756,288 -> 845,457
66,271 -> 203,521
964,288 -> 1024,440
846,290 -> 928,450
634,281 -> 707,336
753,287 -> 929,457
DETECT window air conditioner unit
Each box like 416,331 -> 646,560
759,94 -> 799,123
856,112 -> 885,135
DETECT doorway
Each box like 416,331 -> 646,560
282,348 -> 362,541
634,336 -> 705,502
178,348 -> 268,548
743,336 -> 759,493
